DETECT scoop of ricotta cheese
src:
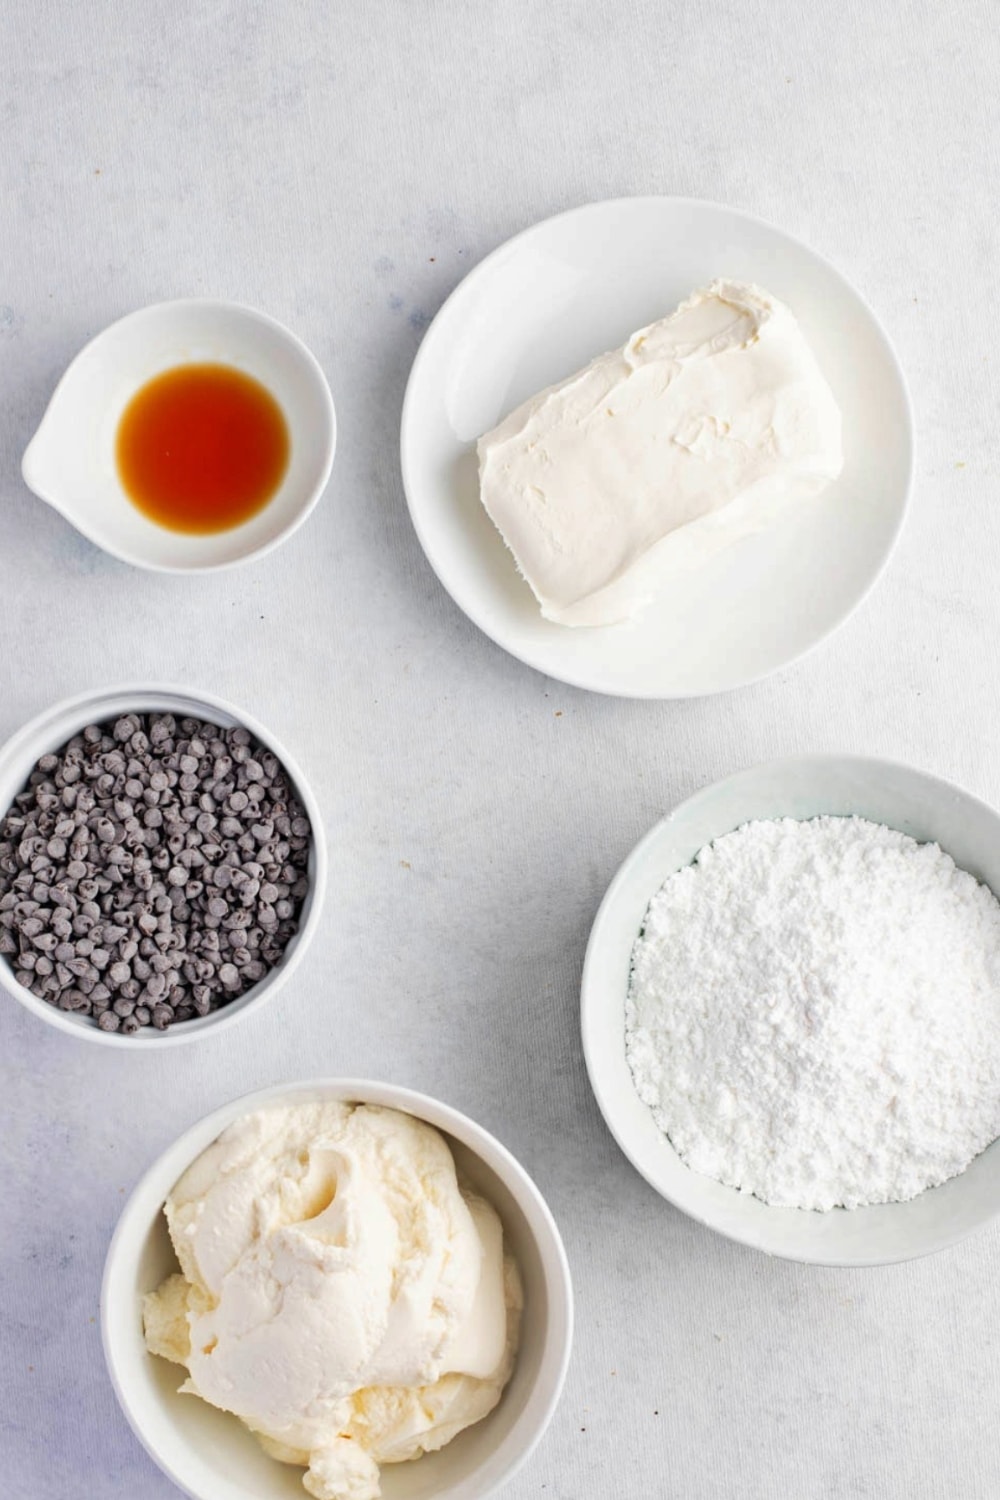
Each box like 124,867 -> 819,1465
477,279 -> 844,627
143,1102 -> 522,1500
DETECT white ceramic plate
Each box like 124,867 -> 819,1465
581,755 -> 1000,1264
401,198 -> 913,698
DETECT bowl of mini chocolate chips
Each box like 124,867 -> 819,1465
0,686 -> 326,1044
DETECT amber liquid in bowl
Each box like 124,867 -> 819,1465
116,364 -> 290,534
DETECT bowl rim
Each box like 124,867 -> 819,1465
21,296 -> 337,575
101,1076 -> 575,1500
0,683 -> 328,1047
399,194 -> 915,700
581,750 -> 1000,1266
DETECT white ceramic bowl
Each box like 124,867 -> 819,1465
582,754 -> 1000,1265
0,684 -> 327,1046
102,1078 -> 574,1500
22,299 -> 336,572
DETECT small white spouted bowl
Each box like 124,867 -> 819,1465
582,754 -> 1000,1265
22,299 -> 335,572
0,684 -> 327,1046
102,1078 -> 574,1500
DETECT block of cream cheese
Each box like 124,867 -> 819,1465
477,280 -> 844,627
143,1102 -> 522,1500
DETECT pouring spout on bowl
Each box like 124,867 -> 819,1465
21,361 -> 101,520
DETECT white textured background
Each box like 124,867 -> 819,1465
2,2 -> 999,1496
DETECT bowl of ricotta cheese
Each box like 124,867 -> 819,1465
582,754 -> 1000,1264
102,1078 -> 573,1500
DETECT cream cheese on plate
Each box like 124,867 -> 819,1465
477,279 -> 844,627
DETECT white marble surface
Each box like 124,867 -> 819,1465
2,2 -> 999,1496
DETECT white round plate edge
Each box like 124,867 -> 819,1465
400,197 -> 914,699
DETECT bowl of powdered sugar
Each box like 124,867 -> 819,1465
582,755 -> 1000,1264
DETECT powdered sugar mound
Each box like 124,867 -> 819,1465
625,816 -> 1000,1211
